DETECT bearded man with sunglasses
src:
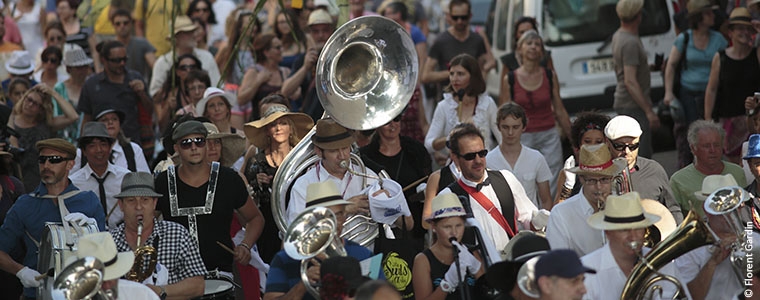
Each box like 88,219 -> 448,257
154,120 -> 264,280
0,138 -> 105,299
439,123 -> 541,253
604,116 -> 683,224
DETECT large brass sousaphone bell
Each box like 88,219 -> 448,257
271,15 -> 419,244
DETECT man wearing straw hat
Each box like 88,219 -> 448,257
69,122 -> 131,229
69,232 -> 160,299
676,175 -> 746,299
286,118 -> 384,225
265,181 -> 375,300
110,172 -> 206,299
154,120 -> 264,281
149,16 -> 221,98
581,192 -> 685,299
0,138 -> 105,298
546,143 -> 623,257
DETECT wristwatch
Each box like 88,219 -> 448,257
159,286 -> 167,300
439,279 -> 455,293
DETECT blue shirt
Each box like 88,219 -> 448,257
674,29 -> 727,92
0,182 -> 105,297
265,240 -> 376,300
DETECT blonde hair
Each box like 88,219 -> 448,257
264,116 -> 301,148
13,86 -> 53,125
516,29 -> 545,61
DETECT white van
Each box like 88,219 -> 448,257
485,0 -> 677,112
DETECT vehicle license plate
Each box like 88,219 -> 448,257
583,58 -> 615,74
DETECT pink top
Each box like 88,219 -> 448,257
3,16 -> 22,45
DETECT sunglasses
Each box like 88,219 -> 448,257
178,64 -> 198,71
38,155 -> 72,164
113,21 -> 130,26
451,14 -> 470,21
179,137 -> 207,149
42,57 -> 60,64
581,176 -> 613,186
107,57 -> 128,63
456,149 -> 487,161
612,142 -> 640,152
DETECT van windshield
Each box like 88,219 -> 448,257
542,0 -> 671,47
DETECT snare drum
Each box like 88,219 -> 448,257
193,279 -> 235,300
37,222 -> 99,300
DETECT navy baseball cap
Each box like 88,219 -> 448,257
534,249 -> 595,279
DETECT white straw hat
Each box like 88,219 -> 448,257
74,232 -> 135,281
587,192 -> 660,231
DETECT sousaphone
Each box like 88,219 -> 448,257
271,15 -> 419,244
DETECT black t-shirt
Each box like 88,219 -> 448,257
155,165 -> 248,272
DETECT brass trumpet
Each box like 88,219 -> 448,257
125,219 -> 157,282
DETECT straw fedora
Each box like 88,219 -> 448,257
587,192 -> 660,231
311,119 -> 354,150
167,16 -> 198,38
305,181 -> 353,208
196,87 -> 236,117
426,193 -> 466,222
694,174 -> 740,201
63,45 -> 93,67
203,122 -> 246,167
568,143 -> 623,177
640,199 -> 677,243
244,104 -> 314,149
74,232 -> 135,281
115,172 -> 163,198
728,7 -> 754,28
5,50 -> 34,75
687,0 -> 719,17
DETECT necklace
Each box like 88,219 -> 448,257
269,143 -> 291,168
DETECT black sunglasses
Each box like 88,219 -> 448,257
107,57 -> 127,63
178,64 -> 198,71
179,137 -> 207,149
38,155 -> 72,164
451,14 -> 470,21
612,142 -> 640,152
456,149 -> 487,161
42,57 -> 59,64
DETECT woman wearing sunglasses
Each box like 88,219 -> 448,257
424,54 -> 500,167
8,84 -> 79,190
501,30 -> 572,196
34,46 -> 65,87
154,54 -> 202,133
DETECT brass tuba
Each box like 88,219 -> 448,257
703,186 -> 751,285
283,206 -> 347,298
125,219 -> 157,282
620,210 -> 715,300
612,157 -> 633,196
271,15 -> 418,245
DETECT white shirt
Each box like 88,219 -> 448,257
210,0 -> 237,44
440,170 -> 537,252
545,188 -> 604,257
71,142 -> 151,174
149,48 -> 221,97
581,244 -> 686,300
424,93 -> 501,154
69,163 -> 131,229
286,160 -> 378,225
486,144 -> 552,209
677,245 -> 742,300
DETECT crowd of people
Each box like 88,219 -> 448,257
0,0 -> 759,299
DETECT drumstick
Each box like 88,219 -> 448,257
403,175 -> 429,193
216,241 -> 236,255
35,269 -> 54,280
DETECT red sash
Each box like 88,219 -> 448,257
457,179 -> 517,238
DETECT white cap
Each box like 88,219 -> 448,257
604,115 -> 642,140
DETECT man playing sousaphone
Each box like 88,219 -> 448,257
546,143 -> 622,257
286,118 -> 411,238
266,181 -> 376,300
581,192 -> 686,299
0,138 -> 105,298
110,172 -> 206,299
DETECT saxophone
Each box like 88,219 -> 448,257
125,219 -> 158,282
